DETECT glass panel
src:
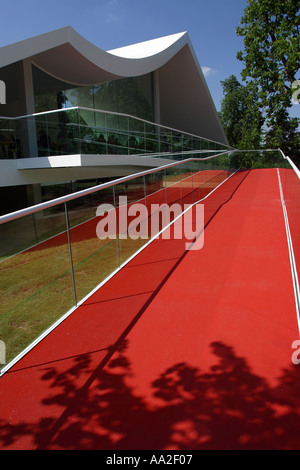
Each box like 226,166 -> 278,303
11,118 -> 23,159
65,108 -> 81,155
93,81 -> 118,113
116,75 -> 154,121
145,122 -> 158,153
15,115 -> 38,159
180,161 -> 194,207
114,176 -> 148,264
35,113 -> 49,156
106,113 -> 127,155
164,165 -> 182,207
128,118 -> 145,154
144,171 -> 166,239
93,111 -> 107,154
135,74 -> 154,121
33,65 -> 73,112
77,86 -> 95,109
194,156 -> 228,201
182,134 -> 192,152
0,119 -> 17,159
172,131 -> 183,154
144,172 -> 165,206
0,203 -> 75,366
94,110 -> 106,129
160,128 -> 172,153
43,109 -> 79,156
201,139 -> 209,151
67,187 -> 119,303
192,137 -> 201,152
78,108 -> 97,154
117,115 -> 129,152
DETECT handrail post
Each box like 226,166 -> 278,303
64,202 -> 77,307
113,186 -> 121,267
77,108 -> 81,155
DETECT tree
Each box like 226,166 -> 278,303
219,75 -> 264,149
236,0 -> 300,161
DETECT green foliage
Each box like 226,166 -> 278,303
264,109 -> 300,159
219,75 -> 264,150
236,0 -> 300,161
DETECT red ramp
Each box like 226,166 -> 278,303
0,168 -> 299,450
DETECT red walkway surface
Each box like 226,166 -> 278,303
0,168 -> 300,450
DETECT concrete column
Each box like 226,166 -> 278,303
153,70 -> 161,125
27,183 -> 43,207
22,61 -> 41,207
20,59 -> 38,158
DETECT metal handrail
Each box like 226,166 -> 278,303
275,148 -> 300,179
0,150 -> 235,225
0,147 -> 296,226
285,156 -> 300,180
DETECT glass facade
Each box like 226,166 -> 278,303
0,65 -> 231,161
0,107 -> 230,160
0,109 -> 230,160
32,66 -> 154,122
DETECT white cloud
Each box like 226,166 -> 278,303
106,0 -> 119,23
201,66 -> 218,77
106,13 -> 118,23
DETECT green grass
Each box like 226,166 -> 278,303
0,231 -> 147,366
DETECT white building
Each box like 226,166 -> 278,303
0,26 -> 230,214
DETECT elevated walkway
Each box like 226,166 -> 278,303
0,165 -> 299,450
0,106 -> 230,187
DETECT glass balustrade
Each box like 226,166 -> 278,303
0,107 -> 231,160
0,149 -> 297,373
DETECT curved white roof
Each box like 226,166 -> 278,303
0,27 -> 228,144
0,27 -> 192,84
108,32 -> 187,59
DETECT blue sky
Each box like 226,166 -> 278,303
0,0 -> 298,117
